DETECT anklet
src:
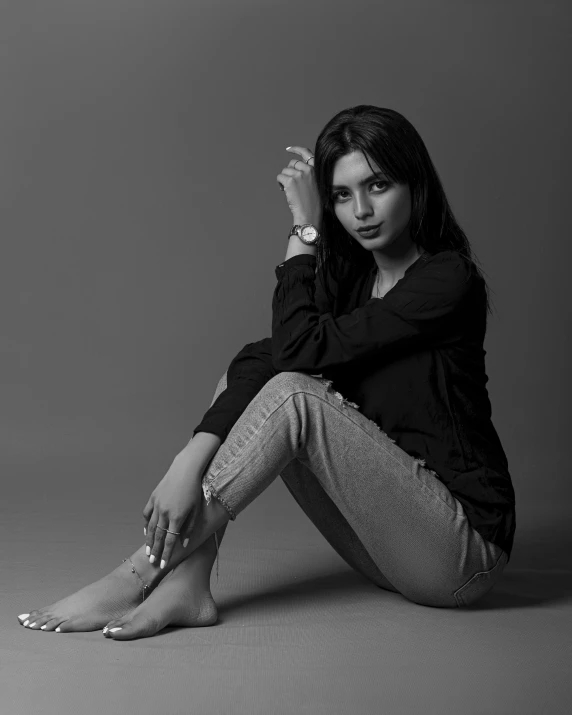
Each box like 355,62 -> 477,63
123,557 -> 151,602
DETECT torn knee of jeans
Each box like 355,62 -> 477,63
321,378 -> 361,410
320,377 -> 398,442
412,457 -> 428,476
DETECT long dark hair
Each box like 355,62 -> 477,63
313,105 -> 494,319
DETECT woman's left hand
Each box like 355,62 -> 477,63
277,146 -> 322,228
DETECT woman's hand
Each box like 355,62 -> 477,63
142,454 -> 204,570
277,146 -> 322,229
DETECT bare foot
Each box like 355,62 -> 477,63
16,556 -> 154,633
103,539 -> 218,640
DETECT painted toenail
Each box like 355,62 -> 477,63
103,627 -> 108,633
23,620 -> 29,626
55,627 -> 61,632
109,627 -> 122,632
29,622 -> 37,628
146,546 -> 150,556
41,625 -> 47,630
18,613 -> 30,620
149,555 -> 155,564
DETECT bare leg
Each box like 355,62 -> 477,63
102,493 -> 232,639
103,523 -> 228,640
17,495 -> 230,634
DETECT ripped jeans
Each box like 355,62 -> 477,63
199,371 -> 508,609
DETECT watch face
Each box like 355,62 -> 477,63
300,225 -> 318,243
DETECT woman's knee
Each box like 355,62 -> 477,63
266,371 -> 322,396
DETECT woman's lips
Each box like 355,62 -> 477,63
357,223 -> 382,237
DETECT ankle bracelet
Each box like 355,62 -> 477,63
123,557 -> 151,602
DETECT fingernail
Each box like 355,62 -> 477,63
286,146 -> 292,150
23,620 -> 29,626
183,538 -> 189,548
18,613 -> 30,620
109,627 -> 122,633
40,625 -> 47,630
160,559 -> 165,569
144,527 -> 146,535
102,627 -> 108,633
146,546 -> 150,556
55,627 -> 61,632
149,555 -> 155,564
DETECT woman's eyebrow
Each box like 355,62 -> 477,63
331,173 -> 386,190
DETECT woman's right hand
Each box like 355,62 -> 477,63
142,453 -> 205,570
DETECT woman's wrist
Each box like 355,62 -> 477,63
177,432 -> 222,474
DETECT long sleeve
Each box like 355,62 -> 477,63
191,257 -> 334,443
192,338 -> 279,443
271,250 -> 474,373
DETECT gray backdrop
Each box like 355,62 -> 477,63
2,0 -> 570,576
3,2 -> 571,714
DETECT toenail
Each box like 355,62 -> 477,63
23,620 -> 29,626
55,627 -> 61,632
102,627 -> 108,633
18,613 -> 30,620
109,627 -> 122,632
29,622 -> 37,628
149,555 -> 155,564
41,625 -> 47,630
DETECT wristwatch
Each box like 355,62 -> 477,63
288,223 -> 321,245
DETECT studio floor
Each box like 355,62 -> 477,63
2,452 -> 571,715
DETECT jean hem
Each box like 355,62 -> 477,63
203,479 -> 237,521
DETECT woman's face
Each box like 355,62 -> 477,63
330,151 -> 413,254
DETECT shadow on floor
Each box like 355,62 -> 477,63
216,521 -> 572,617
158,517 -> 572,638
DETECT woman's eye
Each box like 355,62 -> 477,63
332,182 -> 388,201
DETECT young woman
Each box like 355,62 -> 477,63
17,105 -> 516,639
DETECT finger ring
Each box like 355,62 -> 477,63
306,156 -> 315,165
154,525 -> 180,535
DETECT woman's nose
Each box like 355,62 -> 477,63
354,202 -> 374,220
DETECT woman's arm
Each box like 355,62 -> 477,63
178,431 -> 221,473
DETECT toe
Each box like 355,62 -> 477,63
21,611 -> 38,626
34,614 -> 54,629
107,626 -> 126,638
43,617 -> 64,632
102,619 -> 122,637
57,618 -> 87,633
108,613 -> 161,641
53,618 -> 71,633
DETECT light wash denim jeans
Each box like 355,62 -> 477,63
200,371 -> 508,609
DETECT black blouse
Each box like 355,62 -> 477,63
193,249 -> 516,562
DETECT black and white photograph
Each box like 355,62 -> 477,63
2,1 -> 570,713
